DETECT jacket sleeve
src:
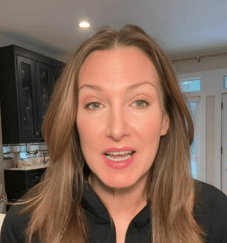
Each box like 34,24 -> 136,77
221,232 -> 227,243
195,180 -> 227,243
0,205 -> 29,243
209,186 -> 227,243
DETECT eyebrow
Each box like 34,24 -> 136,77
78,81 -> 156,92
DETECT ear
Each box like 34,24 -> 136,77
160,113 -> 170,136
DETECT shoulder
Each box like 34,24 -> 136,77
194,179 -> 227,243
194,179 -> 227,213
0,204 -> 30,243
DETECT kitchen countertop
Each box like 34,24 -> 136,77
0,213 -> 6,232
4,164 -> 48,171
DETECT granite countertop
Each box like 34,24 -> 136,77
0,213 -> 5,231
4,164 -> 48,171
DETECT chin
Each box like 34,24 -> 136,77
89,171 -> 136,190
103,176 -> 134,189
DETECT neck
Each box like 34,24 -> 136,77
88,174 -> 148,223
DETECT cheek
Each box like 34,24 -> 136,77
140,117 -> 163,162
76,114 -> 101,150
76,114 -> 89,146
136,114 -> 163,139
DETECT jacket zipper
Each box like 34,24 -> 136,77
96,196 -> 117,243
88,184 -> 142,243
108,211 -> 140,243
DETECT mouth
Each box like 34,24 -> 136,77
103,151 -> 136,162
103,151 -> 136,156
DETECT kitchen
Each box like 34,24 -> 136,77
0,0 -> 227,222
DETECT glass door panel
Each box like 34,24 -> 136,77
221,93 -> 227,195
35,62 -> 55,140
187,97 -> 200,179
16,55 -> 36,142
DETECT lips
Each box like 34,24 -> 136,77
103,150 -> 137,169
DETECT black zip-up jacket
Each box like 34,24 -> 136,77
1,179 -> 227,243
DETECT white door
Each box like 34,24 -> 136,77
221,92 -> 227,195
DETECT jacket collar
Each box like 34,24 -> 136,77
82,181 -> 151,227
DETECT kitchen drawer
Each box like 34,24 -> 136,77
4,168 -> 46,202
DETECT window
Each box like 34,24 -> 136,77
3,146 -> 10,154
180,78 -> 202,179
223,76 -> 227,89
3,145 -> 27,159
187,98 -> 200,179
179,78 -> 201,93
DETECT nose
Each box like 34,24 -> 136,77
106,105 -> 130,141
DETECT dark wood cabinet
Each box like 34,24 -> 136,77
35,61 -> 57,139
4,167 -> 47,202
16,55 -> 37,142
0,45 -> 64,144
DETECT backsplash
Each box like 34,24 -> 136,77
2,143 -> 49,170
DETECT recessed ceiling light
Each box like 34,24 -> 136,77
79,21 -> 90,28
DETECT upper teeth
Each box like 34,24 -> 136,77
106,151 -> 133,155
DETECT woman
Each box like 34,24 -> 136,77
1,24 -> 227,243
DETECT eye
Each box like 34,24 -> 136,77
133,100 -> 150,108
84,102 -> 102,110
84,99 -> 150,111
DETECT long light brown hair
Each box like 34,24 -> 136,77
17,24 -> 207,243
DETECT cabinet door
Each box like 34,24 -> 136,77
35,62 -> 56,139
4,170 -> 27,202
26,168 -> 46,189
16,56 -> 37,142
48,65 -> 58,97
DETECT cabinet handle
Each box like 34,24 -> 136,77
35,132 -> 39,136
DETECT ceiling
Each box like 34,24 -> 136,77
0,0 -> 226,61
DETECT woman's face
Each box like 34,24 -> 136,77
77,47 -> 169,189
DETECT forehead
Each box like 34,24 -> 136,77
78,47 -> 159,91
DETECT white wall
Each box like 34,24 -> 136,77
173,55 -> 227,190
0,31 -> 68,62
